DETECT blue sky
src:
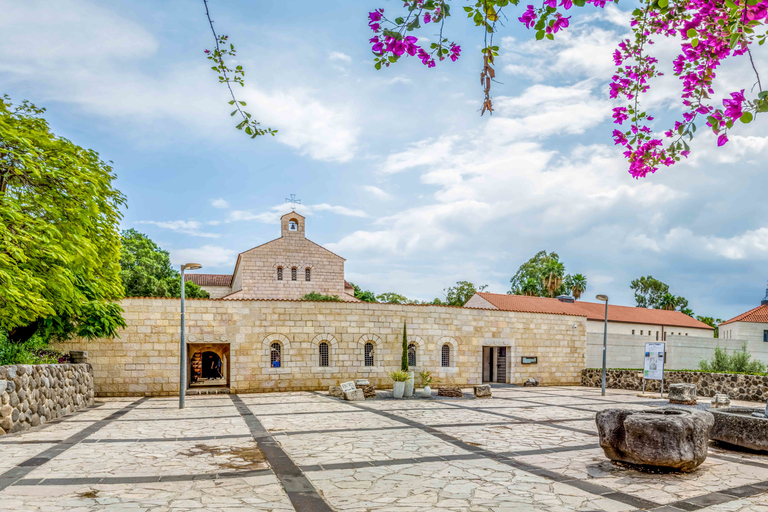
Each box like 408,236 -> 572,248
2,0 -> 767,320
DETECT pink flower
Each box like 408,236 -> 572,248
717,133 -> 728,146
368,11 -> 382,22
552,14 -> 570,33
518,5 -> 537,29
560,0 -> 573,10
424,12 -> 431,23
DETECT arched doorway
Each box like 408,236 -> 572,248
188,343 -> 230,388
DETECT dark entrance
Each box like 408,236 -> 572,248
188,343 -> 230,388
482,346 -> 509,383
201,351 -> 223,380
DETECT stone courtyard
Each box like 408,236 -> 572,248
0,386 -> 767,512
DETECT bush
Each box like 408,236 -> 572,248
698,343 -> 767,375
389,370 -> 411,382
302,292 -> 341,302
0,331 -> 66,365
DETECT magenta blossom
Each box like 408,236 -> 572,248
718,133 -> 729,147
560,0 -> 573,10
424,12 -> 431,23
552,14 -> 570,33
518,5 -> 537,29
722,90 -> 745,120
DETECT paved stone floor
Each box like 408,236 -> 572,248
1,385 -> 767,511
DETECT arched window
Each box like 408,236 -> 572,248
305,268 -> 311,281
441,344 -> 451,367
407,343 -> 416,367
270,342 -> 282,368
277,267 -> 283,281
289,219 -> 298,231
291,267 -> 297,281
318,342 -> 329,367
364,342 -> 374,366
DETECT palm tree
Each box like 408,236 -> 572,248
521,278 -> 539,296
569,274 -> 587,300
657,292 -> 678,311
541,260 -> 565,298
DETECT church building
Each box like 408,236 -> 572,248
184,211 -> 358,301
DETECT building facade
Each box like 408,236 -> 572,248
185,212 -> 358,301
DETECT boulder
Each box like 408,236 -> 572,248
668,383 -> 697,405
329,386 -> 344,398
437,386 -> 463,398
361,385 -> 377,399
710,407 -> 768,452
474,384 -> 492,398
343,389 -> 365,401
523,378 -> 539,387
596,408 -> 713,472
711,394 -> 731,408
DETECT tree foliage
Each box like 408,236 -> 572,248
509,251 -> 585,299
401,322 -> 409,371
630,275 -> 670,309
0,96 -> 126,342
376,292 -> 411,304
696,315 -> 723,338
443,280 -> 487,306
698,342 -> 767,374
302,292 -> 342,302
120,229 -> 209,299
349,282 -> 378,302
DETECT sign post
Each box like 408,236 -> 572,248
642,342 -> 666,398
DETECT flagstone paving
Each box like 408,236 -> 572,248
0,386 -> 767,511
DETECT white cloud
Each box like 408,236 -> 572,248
136,220 -> 220,238
664,227 -> 768,261
363,185 -> 393,200
311,204 -> 368,218
387,76 -> 413,85
211,198 -> 230,209
170,245 -> 238,269
328,51 -> 352,63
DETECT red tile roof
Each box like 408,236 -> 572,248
184,274 -> 232,287
474,293 -> 714,330
720,304 -> 768,326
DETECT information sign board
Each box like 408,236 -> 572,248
340,381 -> 357,393
643,342 -> 665,381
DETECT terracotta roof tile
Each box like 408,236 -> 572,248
720,304 -> 768,326
475,293 -> 714,330
184,274 -> 232,287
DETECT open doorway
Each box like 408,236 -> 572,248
189,343 -> 230,388
482,346 -> 508,383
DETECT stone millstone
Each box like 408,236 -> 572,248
474,385 -> 492,398
438,386 -> 463,398
710,407 -> 768,452
329,386 -> 344,398
668,383 -> 697,405
596,408 -> 714,472
361,385 -> 377,399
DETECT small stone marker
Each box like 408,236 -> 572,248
329,386 -> 343,398
438,386 -> 463,398
668,383 -> 697,405
474,384 -> 492,398
710,393 -> 731,408
344,389 -> 365,401
340,381 -> 356,393
523,378 -> 539,387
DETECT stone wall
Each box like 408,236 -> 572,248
0,363 -> 94,436
53,297 -> 587,396
581,368 -> 768,402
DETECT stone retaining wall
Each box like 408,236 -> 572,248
581,368 -> 768,402
0,364 -> 94,436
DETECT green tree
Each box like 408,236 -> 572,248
509,251 -> 584,298
541,259 -> 565,298
401,321 -> 408,371
0,97 -> 126,342
443,281 -> 487,306
696,316 -> 723,338
565,274 -> 588,300
302,292 -> 341,302
376,292 -> 410,304
630,276 -> 670,309
520,278 -> 539,297
120,229 -> 209,299
348,282 -> 377,302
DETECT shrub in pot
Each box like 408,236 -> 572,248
420,371 -> 434,397
390,370 -> 409,398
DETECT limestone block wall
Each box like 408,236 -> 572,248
581,368 -> 768,402
0,364 -> 94,436
52,298 -> 587,396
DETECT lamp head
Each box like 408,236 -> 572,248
596,294 -> 609,302
183,263 -> 202,271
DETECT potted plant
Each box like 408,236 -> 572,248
390,370 -> 409,398
420,371 -> 433,397
401,322 -> 414,397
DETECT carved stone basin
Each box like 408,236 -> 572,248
710,407 -> 768,452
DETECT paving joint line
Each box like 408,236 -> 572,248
230,394 -> 333,512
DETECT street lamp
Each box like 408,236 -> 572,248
180,263 -> 202,409
596,294 -> 609,396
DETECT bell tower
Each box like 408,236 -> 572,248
281,211 -> 305,238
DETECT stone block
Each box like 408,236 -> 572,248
710,407 -> 768,452
438,386 -> 463,398
355,379 -> 370,386
596,408 -> 713,472
473,384 -> 492,398
523,378 -> 539,387
668,383 -> 697,405
343,389 -> 365,401
711,394 -> 731,408
329,386 -> 343,398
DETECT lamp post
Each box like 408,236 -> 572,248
180,263 -> 202,409
596,294 -> 609,396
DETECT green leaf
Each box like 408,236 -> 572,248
230,110 -> 237,116
658,0 -> 668,7
535,30 -> 545,40
395,17 -> 405,24
687,28 -> 697,39
740,111 -> 753,123
691,38 -> 699,48
463,6 -> 473,11
758,91 -> 768,99
239,101 -> 246,106
573,0 -> 586,5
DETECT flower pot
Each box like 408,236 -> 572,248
403,371 -> 414,397
421,385 -> 432,398
393,381 -> 405,398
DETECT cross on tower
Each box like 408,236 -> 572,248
285,194 -> 301,211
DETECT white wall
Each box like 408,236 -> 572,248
586,333 -> 768,370
720,321 -> 768,345
586,320 -> 713,339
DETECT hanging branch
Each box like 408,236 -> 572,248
202,0 -> 276,138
